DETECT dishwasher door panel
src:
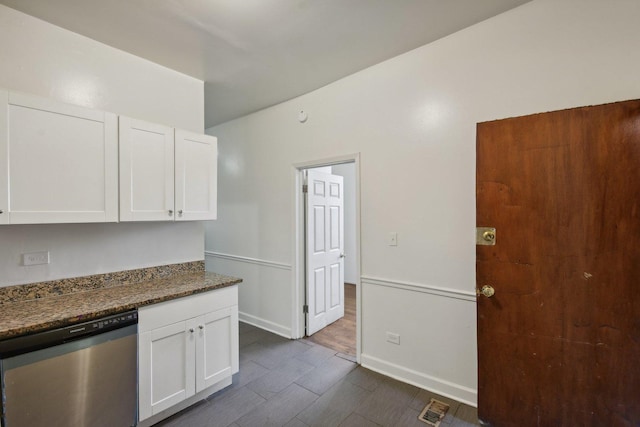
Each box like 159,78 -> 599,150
1,325 -> 137,427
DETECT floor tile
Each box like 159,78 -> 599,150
295,355 -> 357,395
247,357 -> 315,399
204,386 -> 266,427
354,375 -> 420,426
226,359 -> 270,390
239,321 -> 257,334
450,404 -> 479,426
236,383 -> 319,427
343,366 -> 386,392
250,340 -> 313,369
338,413 -> 381,427
285,418 -> 310,427
297,380 -> 371,427
294,342 -> 337,366
155,400 -> 213,427
450,420 -> 481,427
392,407 -> 428,427
239,342 -> 270,364
239,328 -> 268,348
336,352 -> 357,363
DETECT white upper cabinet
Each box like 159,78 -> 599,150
119,117 -> 175,221
0,89 -> 118,224
0,89 -> 216,225
119,116 -> 217,222
175,130 -> 217,221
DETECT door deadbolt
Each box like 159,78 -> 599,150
476,227 -> 496,246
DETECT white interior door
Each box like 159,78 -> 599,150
306,169 -> 344,336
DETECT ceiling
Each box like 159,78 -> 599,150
0,0 -> 530,128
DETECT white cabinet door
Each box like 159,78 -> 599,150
175,129 -> 217,221
119,116 -> 175,221
139,321 -> 196,420
196,306 -> 239,392
1,91 -> 118,224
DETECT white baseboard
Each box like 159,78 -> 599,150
360,353 -> 477,407
239,311 -> 292,339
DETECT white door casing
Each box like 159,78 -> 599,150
306,169 -> 345,336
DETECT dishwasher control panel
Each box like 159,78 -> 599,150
0,310 -> 138,358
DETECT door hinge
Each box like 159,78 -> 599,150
303,304 -> 309,313
302,184 -> 308,193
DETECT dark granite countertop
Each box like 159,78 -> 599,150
0,264 -> 241,340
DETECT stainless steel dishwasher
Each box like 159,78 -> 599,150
0,310 -> 138,427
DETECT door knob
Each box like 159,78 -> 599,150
339,253 -> 346,258
476,285 -> 495,298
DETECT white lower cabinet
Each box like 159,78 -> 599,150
138,286 -> 238,424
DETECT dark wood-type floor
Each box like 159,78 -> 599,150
305,283 -> 356,356
156,322 -> 479,427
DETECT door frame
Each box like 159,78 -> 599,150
291,153 -> 361,363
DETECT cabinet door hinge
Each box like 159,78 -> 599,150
303,304 -> 309,313
302,184 -> 308,193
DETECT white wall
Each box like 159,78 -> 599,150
204,0 -> 640,405
0,5 -> 206,286
331,163 -> 357,284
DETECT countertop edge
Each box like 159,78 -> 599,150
0,275 -> 242,341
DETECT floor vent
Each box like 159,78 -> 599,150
418,398 -> 450,426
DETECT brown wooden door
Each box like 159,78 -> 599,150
476,100 -> 640,427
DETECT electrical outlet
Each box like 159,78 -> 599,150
388,232 -> 398,246
22,251 -> 50,266
386,332 -> 400,345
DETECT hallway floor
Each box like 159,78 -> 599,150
305,283 -> 356,356
156,322 -> 479,427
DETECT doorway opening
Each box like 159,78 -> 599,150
292,154 -> 361,362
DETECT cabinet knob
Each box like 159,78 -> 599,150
178,210 -> 183,216
168,210 -> 174,216
189,328 -> 195,333
198,325 -> 204,330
